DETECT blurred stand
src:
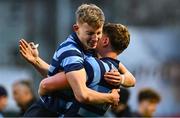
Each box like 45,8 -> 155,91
119,27 -> 180,116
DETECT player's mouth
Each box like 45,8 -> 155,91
88,42 -> 97,48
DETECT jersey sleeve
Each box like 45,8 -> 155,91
60,49 -> 84,73
53,43 -> 84,74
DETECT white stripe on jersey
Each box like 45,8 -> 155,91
61,56 -> 84,67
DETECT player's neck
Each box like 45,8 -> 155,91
99,50 -> 117,59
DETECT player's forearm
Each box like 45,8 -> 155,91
31,57 -> 49,77
66,69 -> 118,105
38,72 -> 70,96
119,63 -> 136,87
84,87 -> 115,104
74,87 -> 116,105
121,72 -> 136,87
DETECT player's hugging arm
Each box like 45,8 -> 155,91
38,71 -> 70,96
104,63 -> 136,87
118,63 -> 136,87
66,68 -> 119,105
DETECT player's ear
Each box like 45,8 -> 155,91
73,24 -> 79,32
102,37 -> 109,47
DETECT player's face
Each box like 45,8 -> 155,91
74,23 -> 103,50
13,84 -> 32,106
0,96 -> 8,111
13,84 -> 24,105
95,34 -> 106,53
141,100 -> 158,117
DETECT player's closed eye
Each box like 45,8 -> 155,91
86,32 -> 94,36
97,32 -> 101,35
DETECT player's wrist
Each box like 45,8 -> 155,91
120,74 -> 125,85
109,93 -> 115,104
109,90 -> 117,104
31,57 -> 40,66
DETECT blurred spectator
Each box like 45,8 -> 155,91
0,85 -> 8,118
12,80 -> 36,116
105,87 -> 133,117
133,88 -> 161,117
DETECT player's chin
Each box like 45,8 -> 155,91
89,45 -> 96,49
88,43 -> 97,49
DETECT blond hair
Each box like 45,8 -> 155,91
76,4 -> 105,29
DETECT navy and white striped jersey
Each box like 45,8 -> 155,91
85,57 -> 120,91
48,32 -> 89,76
65,56 -> 121,117
40,32 -> 95,114
39,32 -> 121,116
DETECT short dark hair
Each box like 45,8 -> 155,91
103,23 -> 130,54
0,85 -> 7,97
138,88 -> 161,103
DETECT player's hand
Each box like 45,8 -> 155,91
110,89 -> 120,106
19,39 -> 39,64
104,69 -> 123,86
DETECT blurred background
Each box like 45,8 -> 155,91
0,0 -> 179,117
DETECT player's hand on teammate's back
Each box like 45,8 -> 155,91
111,89 -> 120,106
19,39 -> 39,64
104,69 -> 122,86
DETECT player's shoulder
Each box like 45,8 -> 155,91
55,44 -> 83,61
